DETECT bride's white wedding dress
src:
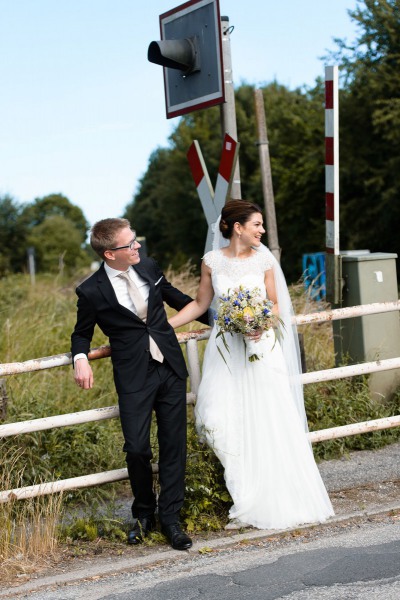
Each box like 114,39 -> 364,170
195,249 -> 334,530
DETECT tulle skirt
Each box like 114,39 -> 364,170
195,327 -> 334,530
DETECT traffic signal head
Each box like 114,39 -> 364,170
147,0 -> 224,119
148,37 -> 200,75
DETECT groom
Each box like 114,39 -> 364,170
71,217 -> 206,550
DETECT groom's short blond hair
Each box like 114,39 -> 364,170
90,218 -> 132,258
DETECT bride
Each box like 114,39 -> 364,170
168,200 -> 334,530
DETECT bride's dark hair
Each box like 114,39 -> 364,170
219,200 -> 263,239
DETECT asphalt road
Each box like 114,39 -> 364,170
1,442 -> 399,599
4,515 -> 399,600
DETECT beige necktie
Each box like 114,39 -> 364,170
118,271 -> 164,363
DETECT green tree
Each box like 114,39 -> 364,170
328,0 -> 400,256
125,82 -> 326,281
124,1 -> 400,281
234,82 -> 326,280
0,195 -> 28,275
27,215 -> 87,273
20,193 -> 89,244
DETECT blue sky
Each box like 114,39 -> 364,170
0,0 -> 361,227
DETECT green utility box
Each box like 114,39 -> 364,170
333,251 -> 400,401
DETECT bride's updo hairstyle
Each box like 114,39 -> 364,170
219,200 -> 263,240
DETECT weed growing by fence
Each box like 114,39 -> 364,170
0,448 -> 63,580
182,417 -> 231,532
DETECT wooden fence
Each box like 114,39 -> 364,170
1,301 -> 399,503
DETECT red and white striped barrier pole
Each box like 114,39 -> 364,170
325,66 -> 341,304
325,65 -> 339,256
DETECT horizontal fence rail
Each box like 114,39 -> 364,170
0,330 -> 211,377
1,356 -> 400,440
2,301 -> 399,378
2,414 -> 400,504
301,357 -> 400,385
308,414 -> 400,443
294,300 -> 400,325
1,301 -> 399,503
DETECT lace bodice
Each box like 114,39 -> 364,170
203,249 -> 273,299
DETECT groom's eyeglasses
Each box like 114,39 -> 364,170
110,232 -> 137,251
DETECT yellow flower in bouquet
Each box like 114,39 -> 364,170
243,306 -> 255,321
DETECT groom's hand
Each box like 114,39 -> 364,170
74,358 -> 94,389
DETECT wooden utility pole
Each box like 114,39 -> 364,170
254,88 -> 280,262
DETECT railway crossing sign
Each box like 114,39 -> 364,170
187,133 -> 239,252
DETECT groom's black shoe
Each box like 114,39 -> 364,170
161,523 -> 192,551
127,515 -> 156,545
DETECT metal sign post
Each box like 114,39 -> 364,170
27,247 -> 36,286
219,15 -> 241,199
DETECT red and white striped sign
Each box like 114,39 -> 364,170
187,134 -> 239,251
214,135 -> 239,214
187,140 -> 215,222
325,66 -> 339,255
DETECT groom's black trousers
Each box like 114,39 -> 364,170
117,357 -> 187,526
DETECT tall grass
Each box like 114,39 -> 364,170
0,448 -> 63,580
0,271 -> 124,489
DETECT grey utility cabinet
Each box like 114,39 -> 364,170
333,251 -> 400,400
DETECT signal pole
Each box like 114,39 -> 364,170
220,15 -> 241,199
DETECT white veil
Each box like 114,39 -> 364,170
212,215 -> 308,433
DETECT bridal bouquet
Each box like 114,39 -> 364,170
215,285 -> 282,363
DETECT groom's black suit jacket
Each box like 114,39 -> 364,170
71,258 -> 201,395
